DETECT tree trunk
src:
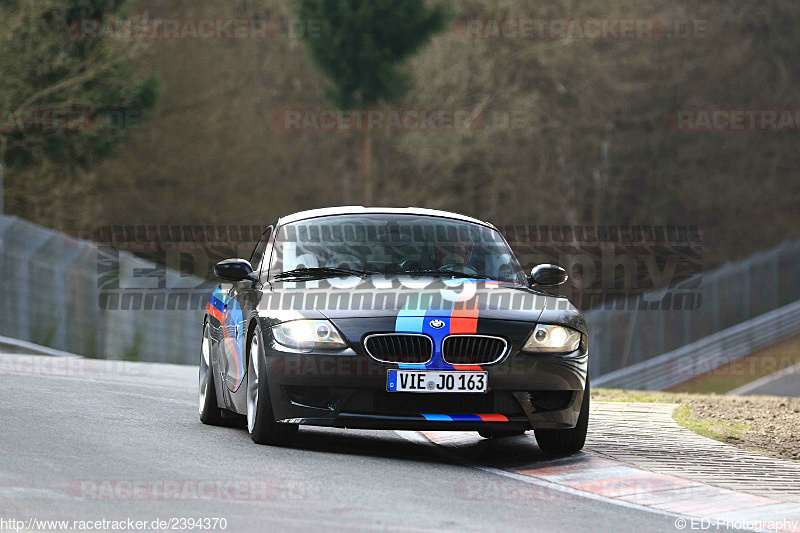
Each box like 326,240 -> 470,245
361,129 -> 373,206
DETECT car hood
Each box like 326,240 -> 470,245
258,277 -> 552,324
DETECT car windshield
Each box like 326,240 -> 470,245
270,214 -> 526,284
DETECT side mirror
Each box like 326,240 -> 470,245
530,264 -> 568,287
214,259 -> 254,282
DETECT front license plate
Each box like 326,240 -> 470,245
387,370 -> 487,393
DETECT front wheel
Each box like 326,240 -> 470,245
247,326 -> 298,445
199,322 -> 225,426
534,378 -> 590,455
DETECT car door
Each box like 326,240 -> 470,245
222,225 -> 273,394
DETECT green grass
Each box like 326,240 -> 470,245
593,388 -> 752,444
122,331 -> 145,362
592,388 -> 691,404
672,404 -> 753,442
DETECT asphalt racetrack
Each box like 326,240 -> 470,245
0,355 -> 687,532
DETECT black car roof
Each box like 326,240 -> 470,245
276,206 -> 497,230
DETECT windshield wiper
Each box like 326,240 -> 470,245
399,269 -> 492,280
273,267 -> 378,280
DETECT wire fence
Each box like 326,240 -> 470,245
586,239 -> 800,379
0,215 -> 203,363
593,298 -> 800,389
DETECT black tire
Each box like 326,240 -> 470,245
534,378 -> 590,455
247,326 -> 298,445
199,321 -> 226,426
478,429 -> 527,439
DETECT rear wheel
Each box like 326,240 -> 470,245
247,326 -> 298,445
199,322 -> 225,426
534,378 -> 590,455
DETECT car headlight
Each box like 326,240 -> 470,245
522,325 -> 581,353
272,320 -> 348,350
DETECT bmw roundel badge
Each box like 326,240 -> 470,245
429,319 -> 445,329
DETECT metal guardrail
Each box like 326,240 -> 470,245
594,298 -> 800,390
0,334 -> 81,357
585,239 -> 800,379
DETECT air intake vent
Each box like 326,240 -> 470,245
442,335 -> 507,365
364,334 -> 433,364
344,390 -> 525,416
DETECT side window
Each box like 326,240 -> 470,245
249,226 -> 273,273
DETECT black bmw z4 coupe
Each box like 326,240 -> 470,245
199,207 -> 589,455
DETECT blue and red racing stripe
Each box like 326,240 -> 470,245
391,283 -> 512,421
205,288 -> 244,390
420,414 -> 509,422
394,284 -> 484,372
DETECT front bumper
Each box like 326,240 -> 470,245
264,348 -> 588,430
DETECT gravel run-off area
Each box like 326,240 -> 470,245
593,389 -> 800,462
